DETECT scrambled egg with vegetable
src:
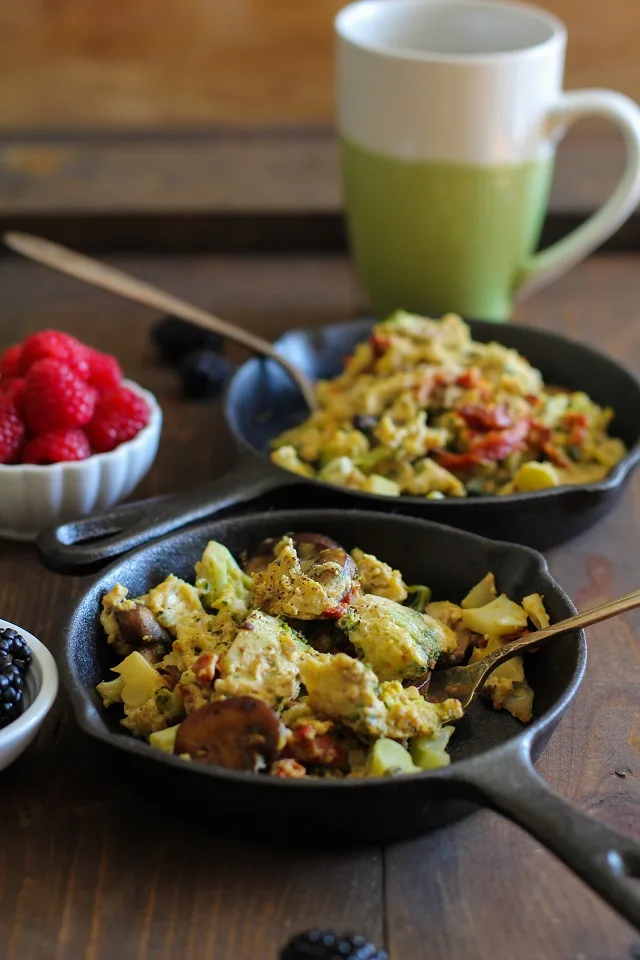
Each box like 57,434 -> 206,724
271,311 -> 627,498
96,533 -> 549,779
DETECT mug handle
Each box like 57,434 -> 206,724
516,89 -> 640,298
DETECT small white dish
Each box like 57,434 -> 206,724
0,380 -> 162,542
0,618 -> 58,772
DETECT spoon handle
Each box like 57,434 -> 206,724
477,586 -> 640,676
3,231 -> 318,411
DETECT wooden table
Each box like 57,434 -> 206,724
1,253 -> 639,960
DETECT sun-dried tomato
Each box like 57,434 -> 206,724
436,419 -> 529,470
370,333 -> 391,357
457,403 -> 514,431
321,587 -> 356,620
541,441 -> 571,468
283,724 -> 346,768
563,411 -> 588,447
272,758 -> 307,778
456,369 -> 481,389
528,420 -> 553,446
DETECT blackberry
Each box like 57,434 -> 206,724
178,350 -> 235,400
0,663 -> 25,729
281,929 -> 388,960
0,627 -> 32,674
151,316 -> 224,363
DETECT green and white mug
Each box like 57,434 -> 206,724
336,0 -> 640,321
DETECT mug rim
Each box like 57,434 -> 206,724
335,0 -> 567,64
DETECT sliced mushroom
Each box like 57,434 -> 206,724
138,643 -> 167,666
242,537 -> 281,575
174,696 -> 281,771
243,532 -> 343,574
290,533 -> 343,561
115,604 -> 172,651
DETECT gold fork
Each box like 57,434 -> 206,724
427,587 -> 640,711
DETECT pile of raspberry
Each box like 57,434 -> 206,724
0,330 -> 150,465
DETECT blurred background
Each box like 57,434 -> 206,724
1,0 -> 638,128
0,0 -> 636,252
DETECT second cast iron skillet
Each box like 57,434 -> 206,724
39,318 -> 640,571
59,509 -> 640,929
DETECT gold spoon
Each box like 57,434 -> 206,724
427,587 -> 640,711
2,231 -> 318,412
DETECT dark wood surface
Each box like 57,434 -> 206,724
0,254 -> 639,960
1,124 -> 638,252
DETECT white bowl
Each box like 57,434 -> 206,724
0,618 -> 58,772
0,381 -> 162,541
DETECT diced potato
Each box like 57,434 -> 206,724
593,437 -> 626,469
468,636 -> 533,722
410,726 -> 455,770
149,723 -> 180,754
513,461 -> 560,492
271,445 -> 315,477
461,573 -> 497,610
111,651 -> 164,709
96,676 -> 124,706
469,635 -> 524,683
502,682 -> 534,723
460,595 -> 528,637
522,593 -> 550,629
367,738 -> 421,777
318,456 -> 365,489
362,474 -> 401,496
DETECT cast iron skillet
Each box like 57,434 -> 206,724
40,318 -> 640,572
60,508 -> 640,929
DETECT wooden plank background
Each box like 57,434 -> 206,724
1,0 -> 639,130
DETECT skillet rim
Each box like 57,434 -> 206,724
226,315 -> 640,507
59,508 -> 586,791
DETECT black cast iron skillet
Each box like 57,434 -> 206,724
60,508 -> 640,929
40,318 -> 640,572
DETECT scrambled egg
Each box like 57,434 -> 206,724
339,594 -> 444,681
96,535 -> 546,778
270,311 -> 627,499
215,610 -> 310,705
350,548 -> 407,602
252,536 -> 352,619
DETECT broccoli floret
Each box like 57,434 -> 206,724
195,541 -> 252,615
339,594 -> 442,681
406,585 -> 432,613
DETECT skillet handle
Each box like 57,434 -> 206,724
454,738 -> 640,931
36,459 -> 287,573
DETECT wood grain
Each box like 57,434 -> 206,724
0,254 -> 639,959
0,123 -> 626,216
1,0 -> 639,129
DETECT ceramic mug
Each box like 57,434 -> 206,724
336,0 -> 640,321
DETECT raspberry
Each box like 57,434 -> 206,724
0,378 -> 27,416
86,350 -> 123,394
0,344 -> 23,379
23,428 -> 91,464
86,386 -> 150,453
24,359 -> 97,434
0,396 -> 25,464
19,330 -> 90,379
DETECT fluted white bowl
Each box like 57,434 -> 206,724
0,618 -> 58,772
0,381 -> 162,541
